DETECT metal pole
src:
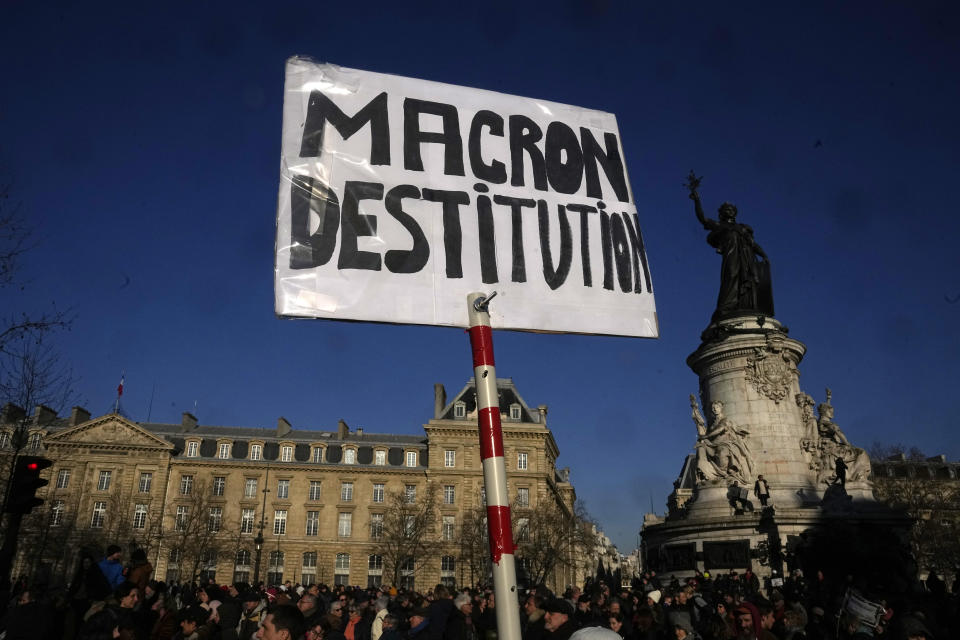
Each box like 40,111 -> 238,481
466,292 -> 521,640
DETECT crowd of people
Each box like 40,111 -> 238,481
0,544 -> 957,640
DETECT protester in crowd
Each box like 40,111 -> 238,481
522,592 -> 547,640
255,604 -> 306,640
99,545 -> 127,590
445,592 -> 478,640
543,598 -> 576,640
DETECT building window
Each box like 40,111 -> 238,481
312,447 -> 323,463
281,446 -> 293,462
212,476 -> 226,496
406,451 -> 417,467
404,515 -> 415,537
445,450 -> 456,467
309,481 -> 322,501
444,485 -> 455,505
441,555 -> 456,583
517,487 -> 529,507
56,469 -> 70,489
370,513 -> 384,539
344,449 -> 356,464
175,506 -> 189,531
186,441 -> 199,457
303,551 -> 317,569
372,483 -> 385,503
306,511 -> 320,536
250,444 -> 262,461
517,452 -> 528,470
241,508 -> 255,534
98,470 -> 112,491
274,510 -> 287,535
91,501 -> 106,528
277,479 -> 290,499
180,475 -> 193,495
442,515 -> 455,541
338,512 -> 352,537
481,487 -> 486,505
374,450 -> 386,465
341,482 -> 353,502
510,404 -> 521,420
244,478 -> 258,498
218,443 -> 231,459
454,401 -> 466,418
0,432 -> 9,448
399,557 -> 415,590
139,472 -> 153,493
133,504 -> 148,530
516,517 -> 530,542
209,507 -> 223,532
236,549 -> 251,566
335,552 -> 350,585
51,500 -> 64,526
29,432 -> 42,450
268,551 -> 284,585
405,484 -> 417,503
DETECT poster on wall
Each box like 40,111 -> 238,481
275,57 -> 657,338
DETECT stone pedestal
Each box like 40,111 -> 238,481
642,315 -> 892,581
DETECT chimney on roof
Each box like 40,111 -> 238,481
537,405 -> 548,426
70,406 -> 91,426
180,412 -> 198,433
338,419 -> 349,439
277,416 -> 292,438
434,384 -> 446,419
33,405 -> 58,426
357,427 -> 363,436
1,404 -> 25,425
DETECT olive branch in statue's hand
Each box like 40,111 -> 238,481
684,170 -> 703,199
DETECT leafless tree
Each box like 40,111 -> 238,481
164,479 -> 235,583
513,497 -> 594,587
456,497 -> 491,587
374,482 -> 440,587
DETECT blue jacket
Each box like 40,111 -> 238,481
98,557 -> 125,589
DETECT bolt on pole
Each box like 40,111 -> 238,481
466,291 -> 521,640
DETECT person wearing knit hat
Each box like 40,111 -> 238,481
646,591 -> 661,606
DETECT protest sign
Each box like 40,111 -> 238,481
275,57 -> 657,337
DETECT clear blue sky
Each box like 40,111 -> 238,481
2,2 -> 958,552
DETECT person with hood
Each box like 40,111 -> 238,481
239,591 -> 267,640
734,602 -> 762,640
371,596 -> 391,640
128,549 -> 154,596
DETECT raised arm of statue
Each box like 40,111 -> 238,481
690,394 -> 707,437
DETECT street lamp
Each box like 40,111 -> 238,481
253,470 -> 270,586
253,531 -> 264,586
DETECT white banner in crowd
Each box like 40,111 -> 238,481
275,57 -> 658,337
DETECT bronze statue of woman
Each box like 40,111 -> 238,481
686,172 -> 774,322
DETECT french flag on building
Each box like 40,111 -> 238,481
117,373 -> 125,397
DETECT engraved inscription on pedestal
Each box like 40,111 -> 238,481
703,541 -> 751,570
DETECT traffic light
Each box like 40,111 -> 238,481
5,456 -> 52,514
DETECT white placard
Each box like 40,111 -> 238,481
275,57 -> 657,337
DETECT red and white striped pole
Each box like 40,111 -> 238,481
467,292 -> 521,640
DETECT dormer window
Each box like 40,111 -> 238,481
344,449 -> 356,464
28,432 -> 42,450
454,401 -> 466,419
0,432 -> 9,449
281,446 -> 293,462
312,447 -> 324,463
406,451 -> 418,467
186,441 -> 199,457
218,443 -> 231,459
374,450 -> 386,465
510,404 -> 521,420
250,444 -> 263,461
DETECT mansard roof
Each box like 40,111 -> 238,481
437,377 -> 542,423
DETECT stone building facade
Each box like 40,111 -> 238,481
1,377 -> 579,591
